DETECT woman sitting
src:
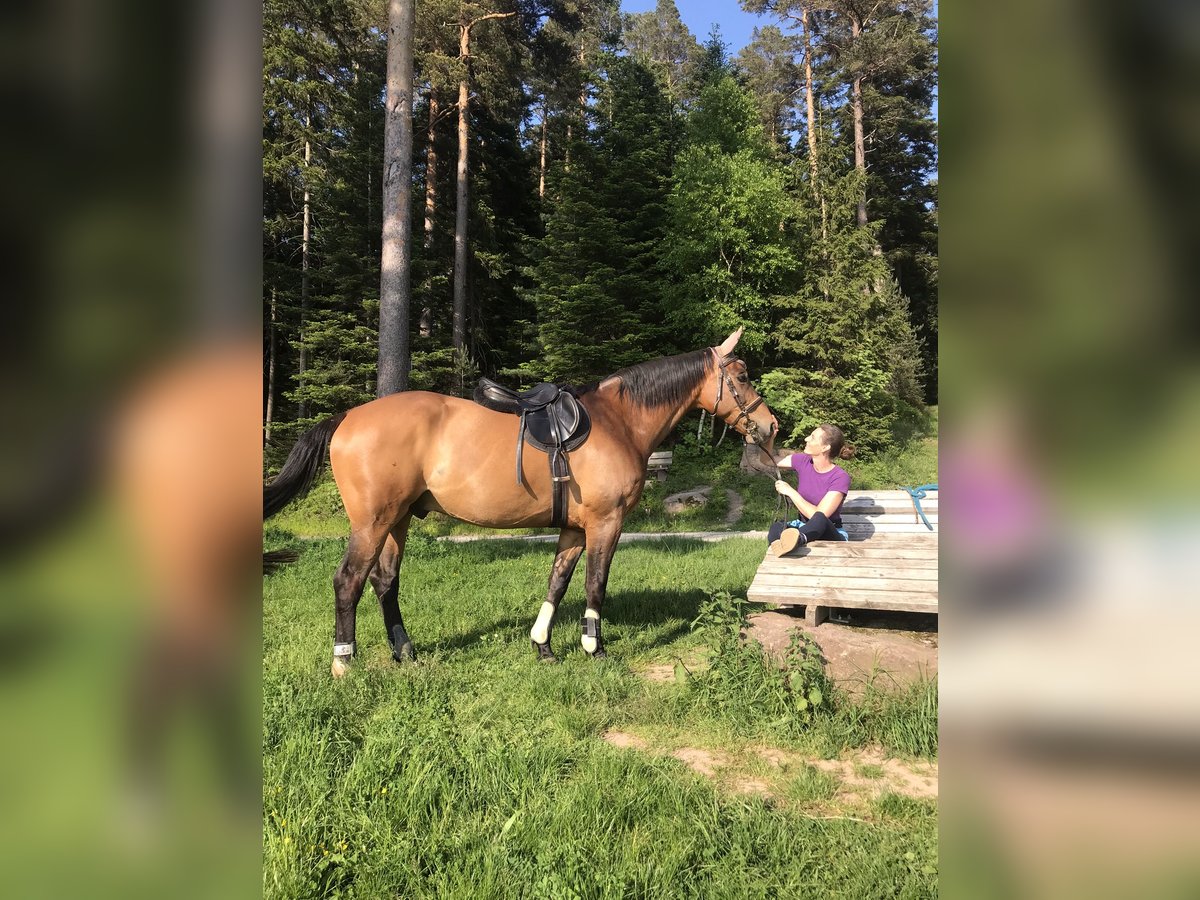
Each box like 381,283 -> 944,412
768,424 -> 855,556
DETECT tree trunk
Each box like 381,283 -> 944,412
451,12 -> 513,353
851,13 -> 867,227
452,24 -> 470,352
265,287 -> 277,443
378,0 -> 416,397
424,84 -> 438,249
801,6 -> 827,238
421,82 -> 438,337
538,101 -> 548,200
298,125 -> 311,420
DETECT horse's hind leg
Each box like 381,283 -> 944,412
331,523 -> 392,677
369,517 -> 416,663
530,527 -> 585,662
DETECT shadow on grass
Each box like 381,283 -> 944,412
404,587 -> 710,661
441,535 -> 747,564
424,614 -> 536,655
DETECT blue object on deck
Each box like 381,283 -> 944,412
903,484 -> 938,530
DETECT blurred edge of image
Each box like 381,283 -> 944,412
0,0 -> 1198,897
942,1 -> 1200,897
0,0 -> 261,897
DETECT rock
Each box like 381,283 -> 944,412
664,486 -> 713,514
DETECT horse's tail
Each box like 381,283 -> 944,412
263,412 -> 347,520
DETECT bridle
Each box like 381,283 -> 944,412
708,348 -> 784,507
709,348 -> 771,446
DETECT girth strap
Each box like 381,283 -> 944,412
517,413 -> 528,487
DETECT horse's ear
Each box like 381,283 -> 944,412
716,327 -> 743,357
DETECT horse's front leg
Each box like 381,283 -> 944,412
581,521 -> 623,659
531,527 -> 585,662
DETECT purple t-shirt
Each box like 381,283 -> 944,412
788,453 -> 850,521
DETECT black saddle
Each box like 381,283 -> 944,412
473,378 -> 592,528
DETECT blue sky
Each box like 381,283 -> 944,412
620,0 -> 766,55
620,0 -> 938,120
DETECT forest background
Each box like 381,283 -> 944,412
263,0 -> 937,464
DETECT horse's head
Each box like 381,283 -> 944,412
705,328 -> 779,455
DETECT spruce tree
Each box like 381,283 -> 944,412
523,55 -> 673,385
662,76 -> 798,355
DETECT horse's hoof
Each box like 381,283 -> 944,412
531,639 -> 558,663
331,657 -> 351,678
392,641 -> 416,663
587,645 -> 608,660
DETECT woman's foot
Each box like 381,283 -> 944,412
770,527 -> 806,556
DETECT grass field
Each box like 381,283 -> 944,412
264,533 -> 938,898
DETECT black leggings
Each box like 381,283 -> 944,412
767,511 -> 845,547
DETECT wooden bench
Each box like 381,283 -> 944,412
746,490 -> 938,625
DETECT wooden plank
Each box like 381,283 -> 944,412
747,586 -> 939,613
752,564 -> 938,582
840,511 -> 938,521
840,494 -> 931,501
751,574 -> 938,593
787,544 -> 939,560
840,522 -> 938,533
748,581 -> 939,602
841,503 -> 938,516
756,555 -> 938,571
845,536 -> 937,546
835,520 -> 936,528
843,491 -> 937,506
845,533 -> 938,544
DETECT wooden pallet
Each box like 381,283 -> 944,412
746,490 -> 938,625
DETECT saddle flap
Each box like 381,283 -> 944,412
524,392 -> 589,451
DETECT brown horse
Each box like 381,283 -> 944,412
264,329 -> 778,676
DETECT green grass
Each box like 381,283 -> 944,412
264,534 -> 938,898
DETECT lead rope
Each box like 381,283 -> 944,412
758,441 -> 785,516
903,483 -> 938,530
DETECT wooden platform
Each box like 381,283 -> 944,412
746,490 -> 938,625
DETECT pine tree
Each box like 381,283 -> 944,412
661,76 -> 798,355
735,25 -> 802,151
523,55 -> 674,384
765,132 -> 925,453
263,0 -> 373,427
622,0 -> 702,112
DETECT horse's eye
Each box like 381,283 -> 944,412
737,375 -> 749,384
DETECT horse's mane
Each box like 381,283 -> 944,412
573,349 -> 711,411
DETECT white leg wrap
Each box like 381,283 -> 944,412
331,642 -> 355,678
530,601 -> 556,645
581,608 -> 600,654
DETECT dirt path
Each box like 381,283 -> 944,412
602,730 -> 937,806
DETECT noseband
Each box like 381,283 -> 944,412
709,348 -> 768,444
